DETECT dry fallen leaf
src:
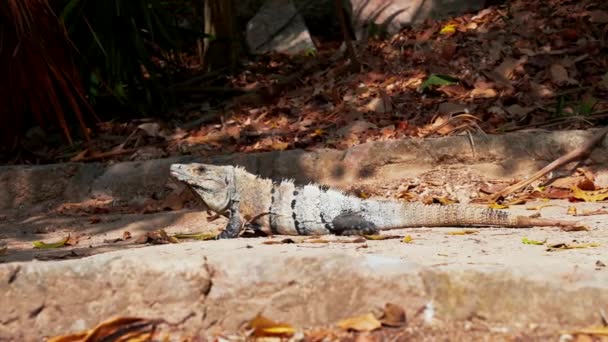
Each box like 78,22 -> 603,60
446,230 -> 479,235
488,203 -> 509,209
571,186 -> 608,202
302,238 -> 330,244
422,196 -> 457,205
550,63 -> 569,85
522,237 -> 546,245
248,314 -> 295,337
547,242 -> 600,251
363,235 -> 400,240
174,232 -> 218,241
525,204 -> 554,210
337,313 -> 382,332
439,23 -> 457,35
380,303 -> 407,327
48,317 -> 160,342
32,235 -> 70,249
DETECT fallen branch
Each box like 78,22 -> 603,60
488,126 -> 608,201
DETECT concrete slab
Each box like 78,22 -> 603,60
1,204 -> 607,341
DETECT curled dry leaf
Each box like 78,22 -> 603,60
137,229 -> 179,244
422,196 -> 456,205
380,303 -> 407,327
337,313 -> 382,332
488,203 -> 509,209
248,314 -> 295,337
48,317 -> 161,342
522,237 -> 546,245
550,63 -> 569,85
571,186 -> 608,202
32,235 -> 70,249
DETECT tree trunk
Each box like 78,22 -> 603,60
202,0 -> 239,72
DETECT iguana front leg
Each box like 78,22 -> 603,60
217,199 -> 243,239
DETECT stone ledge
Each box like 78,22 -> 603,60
1,130 -> 606,212
2,238 -> 607,341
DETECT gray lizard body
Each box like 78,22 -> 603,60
170,163 -> 577,238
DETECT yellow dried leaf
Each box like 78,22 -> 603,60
563,326 -> 608,336
402,235 -> 413,243
173,232 -> 218,240
548,242 -> 600,250
357,191 -> 370,199
262,240 -> 283,245
571,185 -> 608,202
439,24 -> 457,35
397,191 -> 416,201
48,317 -> 157,342
488,203 -> 509,209
249,314 -> 295,337
522,237 -> 546,245
567,206 -> 577,215
337,313 -> 382,332
446,230 -> 478,235
364,235 -> 389,240
271,141 -> 290,151
434,196 -> 456,205
311,128 -> 326,137
33,235 -> 70,249
525,204 -> 554,210
304,239 -> 330,244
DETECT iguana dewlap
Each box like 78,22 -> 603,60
170,163 -> 578,239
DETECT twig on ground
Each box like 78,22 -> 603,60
487,126 -> 608,201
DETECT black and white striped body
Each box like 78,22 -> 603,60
170,163 -> 566,239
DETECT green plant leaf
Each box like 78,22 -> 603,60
420,74 -> 459,91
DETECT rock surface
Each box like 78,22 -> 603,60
246,0 -> 316,54
242,0 -> 491,54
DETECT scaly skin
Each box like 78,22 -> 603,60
170,163 -> 580,238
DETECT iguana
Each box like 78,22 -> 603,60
170,163 -> 580,239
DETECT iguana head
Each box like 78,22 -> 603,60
170,163 -> 236,213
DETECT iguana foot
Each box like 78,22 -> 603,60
216,202 -> 243,239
